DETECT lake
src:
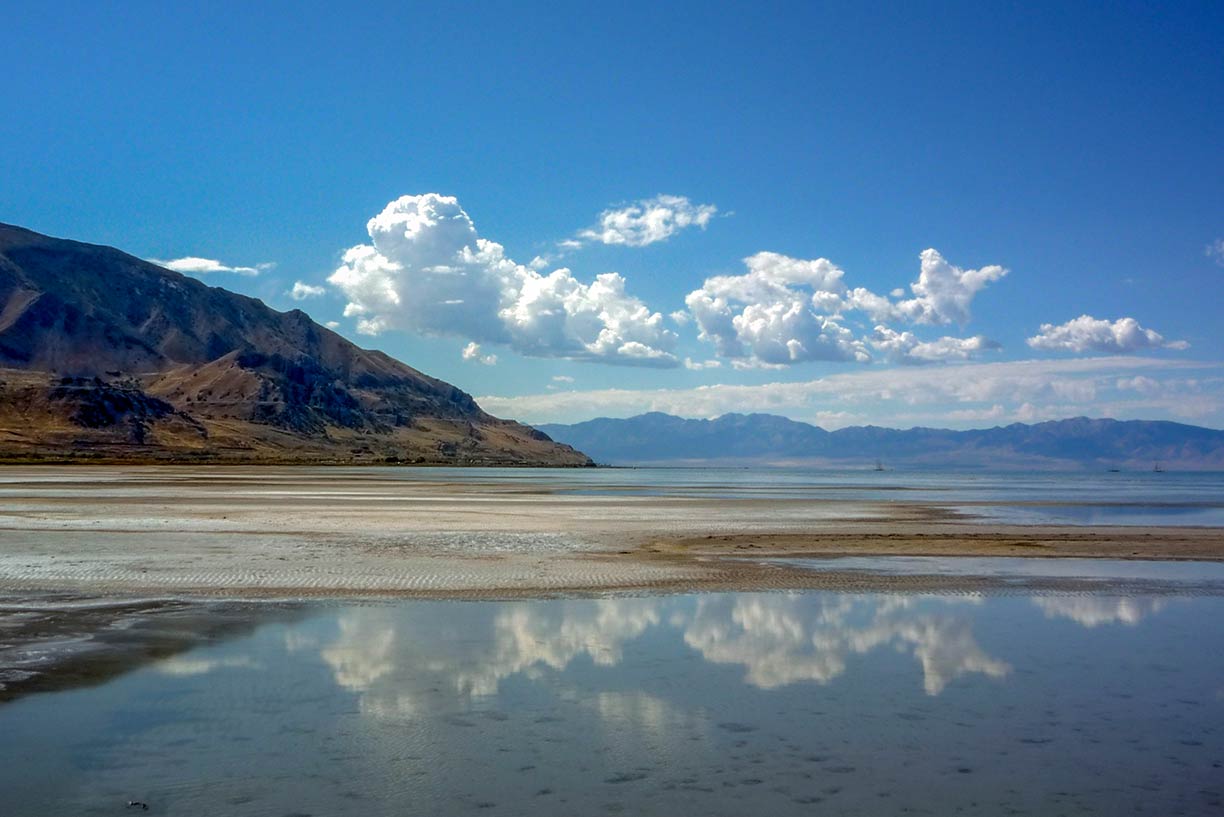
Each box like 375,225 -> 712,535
2,586 -> 1222,816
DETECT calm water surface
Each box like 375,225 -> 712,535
4,465 -> 1222,525
334,466 -> 1224,525
2,589 -> 1222,816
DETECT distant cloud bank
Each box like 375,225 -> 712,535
477,356 -> 1222,428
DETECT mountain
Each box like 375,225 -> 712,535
0,222 -> 590,465
537,412 -> 1224,469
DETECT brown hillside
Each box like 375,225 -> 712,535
0,223 -> 590,465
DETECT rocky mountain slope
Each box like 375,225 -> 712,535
0,222 -> 590,465
538,412 -> 1224,469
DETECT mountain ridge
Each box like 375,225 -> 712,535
0,222 -> 590,465
537,412 -> 1224,469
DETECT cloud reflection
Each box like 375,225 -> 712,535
1032,596 -> 1165,628
312,593 -> 1023,721
679,595 -> 1010,695
455,599 -> 661,696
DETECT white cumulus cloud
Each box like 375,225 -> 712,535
151,256 -> 274,276
289,281 -> 326,300
578,194 -> 717,247
870,326 -> 1001,364
685,248 -> 1004,366
1027,315 -> 1189,354
328,194 -> 678,367
461,342 -> 498,366
886,249 -> 1007,325
460,342 -> 496,365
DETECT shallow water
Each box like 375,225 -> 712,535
2,589 -> 1222,816
780,556 -> 1224,589
240,465 -> 1224,525
2,465 -> 1223,529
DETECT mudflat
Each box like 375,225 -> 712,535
1,465 -> 1222,598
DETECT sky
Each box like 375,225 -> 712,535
3,1 -> 1222,429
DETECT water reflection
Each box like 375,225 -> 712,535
315,598 -> 666,717
679,595 -> 1010,695
155,655 -> 261,676
1032,596 -> 1165,627
314,593 -> 1028,715
5,590 -> 1221,817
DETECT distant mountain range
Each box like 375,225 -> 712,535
0,223 -> 590,465
538,412 -> 1224,469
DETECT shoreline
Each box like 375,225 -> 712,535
3,460 -> 1222,702
4,541 -> 1222,704
0,464 -> 1222,600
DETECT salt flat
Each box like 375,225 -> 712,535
0,465 -> 1222,598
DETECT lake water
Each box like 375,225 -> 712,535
779,556 -> 1224,589
236,465 -> 1224,526
3,465 -> 1223,527
2,588 -> 1222,816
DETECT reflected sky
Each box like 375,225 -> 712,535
2,591 -> 1222,816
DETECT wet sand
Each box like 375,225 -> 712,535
0,465 -> 1221,599
0,592 -> 297,701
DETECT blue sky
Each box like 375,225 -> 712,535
3,1 -> 1222,428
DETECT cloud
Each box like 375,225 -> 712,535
1027,315 -> 1189,354
551,375 -> 575,383
324,320 -> 340,329
289,281 -> 326,300
946,404 -> 1008,422
328,194 -> 678,367
151,256 -> 274,276
683,357 -> 722,370
685,251 -> 866,364
461,341 -> 498,365
1115,375 -> 1160,394
884,249 -> 1008,326
578,194 -> 717,247
1206,238 -> 1224,267
869,326 -> 1001,364
477,356 -> 1223,427
684,249 -> 1005,367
